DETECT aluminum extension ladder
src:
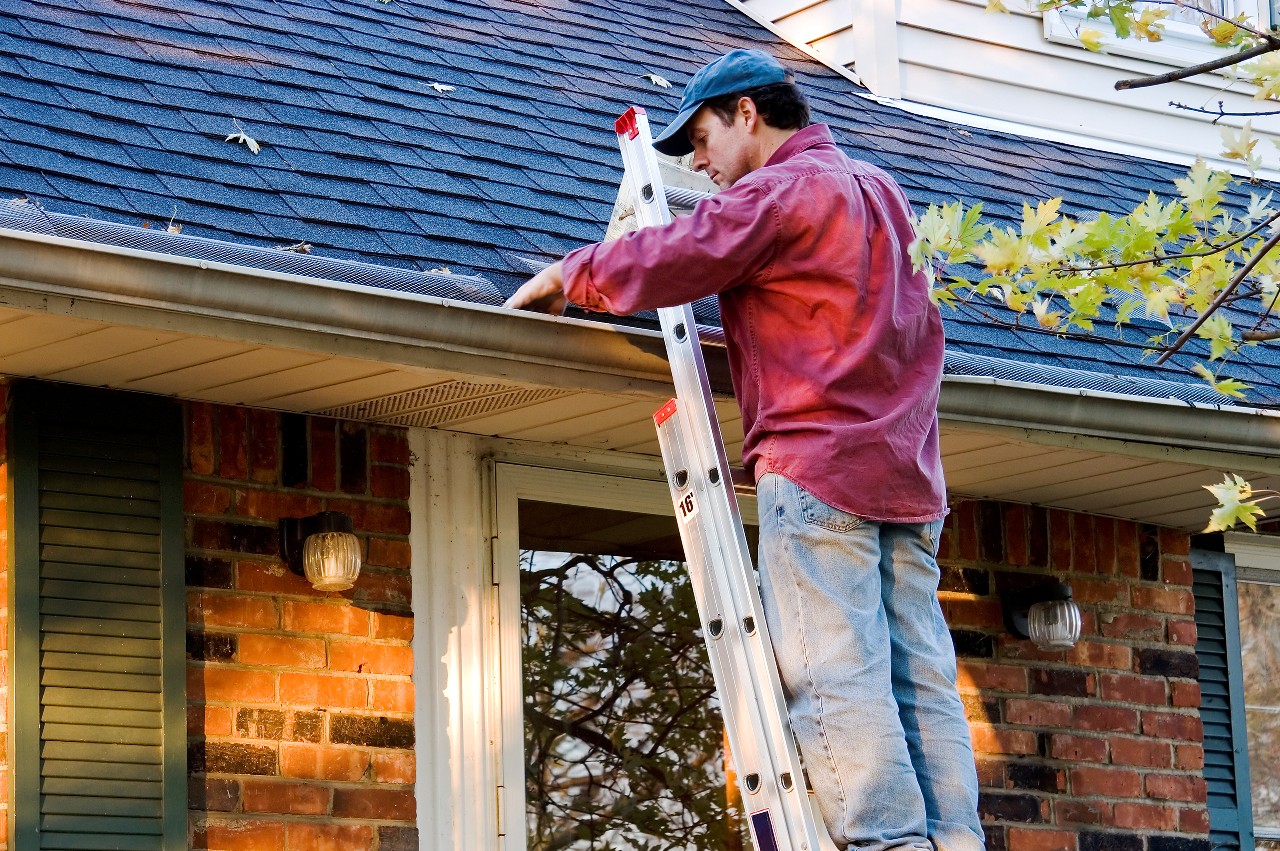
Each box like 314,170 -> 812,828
613,107 -> 839,851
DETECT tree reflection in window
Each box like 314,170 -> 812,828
522,549 -> 747,850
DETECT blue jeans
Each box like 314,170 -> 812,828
756,474 -> 984,851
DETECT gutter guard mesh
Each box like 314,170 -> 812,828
0,200 -> 503,304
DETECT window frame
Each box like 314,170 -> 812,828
491,463 -> 758,851
1223,532 -> 1280,843
1043,0 -> 1271,69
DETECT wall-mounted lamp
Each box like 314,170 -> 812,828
279,511 -> 362,592
1002,581 -> 1082,650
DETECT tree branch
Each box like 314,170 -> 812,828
1171,99 -> 1280,120
1115,37 -> 1280,90
1155,226 -> 1280,362
1242,327 -> 1280,340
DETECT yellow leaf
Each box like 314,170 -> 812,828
1134,7 -> 1169,41
1202,474 -> 1267,532
1078,27 -> 1105,52
1220,121 -> 1262,174
985,0 -> 1010,13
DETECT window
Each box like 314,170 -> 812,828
1044,0 -> 1271,69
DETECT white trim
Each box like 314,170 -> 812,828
1223,531 -> 1280,572
851,0 -> 903,97
491,463 -> 759,851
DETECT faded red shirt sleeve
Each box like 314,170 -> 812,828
561,181 -> 779,315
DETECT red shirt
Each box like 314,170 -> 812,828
562,124 -> 946,522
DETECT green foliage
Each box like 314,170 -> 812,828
522,551 -> 745,851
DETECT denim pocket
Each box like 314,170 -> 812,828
798,489 -> 863,533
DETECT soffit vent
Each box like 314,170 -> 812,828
322,380 -> 571,427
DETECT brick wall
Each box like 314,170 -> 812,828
185,403 -> 416,850
0,379 -> 9,851
939,499 -> 1207,851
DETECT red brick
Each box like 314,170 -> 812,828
1142,711 -> 1202,742
1004,504 -> 1029,566
958,661 -> 1027,692
218,406 -> 249,480
279,744 -> 371,781
371,430 -> 410,465
1145,773 -> 1205,802
366,537 -> 412,570
238,634 -> 326,669
1005,698 -> 1072,727
332,787 -> 416,820
1056,799 -> 1109,826
1070,766 -> 1141,797
1171,681 -> 1201,709
1114,520 -> 1140,577
1072,705 -> 1138,733
1093,517 -> 1116,575
352,569 -> 411,608
241,779 -> 330,815
247,409 -> 279,485
282,601 -> 370,637
328,499 -> 411,536
1110,737 -> 1172,768
1097,612 -> 1162,641
285,822 -> 376,851
371,680 -> 414,713
1159,528 -> 1191,557
1071,578 -> 1130,606
975,757 -> 1006,788
310,418 -> 338,491
1099,673 -> 1167,706
234,489 -> 323,522
372,752 -> 416,784
1175,744 -> 1204,770
193,819 -> 286,850
279,672 -> 367,709
1162,556 -> 1192,586
185,481 -> 233,515
189,667 -> 276,703
189,402 -> 216,476
1131,586 -> 1195,615
189,592 -> 279,630
190,704 -> 235,737
329,642 -> 413,676
1167,618 -> 1197,647
370,465 -> 411,500
1050,734 -> 1107,762
1111,801 -> 1177,831
1008,827 -> 1076,851
952,501 -> 979,562
1073,514 -> 1097,573
1179,806 -> 1211,833
1068,641 -> 1132,671
370,611 -> 413,641
236,561 -> 313,596
969,724 -> 1038,755
1050,510 -> 1072,570
943,598 -> 1004,630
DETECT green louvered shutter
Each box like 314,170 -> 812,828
1191,548 -> 1255,851
9,381 -> 185,851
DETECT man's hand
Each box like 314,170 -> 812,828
503,261 -> 567,315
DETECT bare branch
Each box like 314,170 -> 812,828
1156,226 -> 1280,362
1115,37 -> 1280,90
1171,99 -> 1280,120
1242,327 -> 1280,340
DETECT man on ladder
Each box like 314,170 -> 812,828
505,48 -> 984,851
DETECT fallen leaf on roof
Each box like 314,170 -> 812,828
427,266 -> 452,274
226,119 -> 261,155
429,83 -> 456,94
9,197 -> 28,204
276,241 -> 312,254
642,73 -> 672,88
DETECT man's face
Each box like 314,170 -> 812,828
686,103 -> 754,189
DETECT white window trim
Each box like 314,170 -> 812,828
492,462 -> 758,851
1222,531 -> 1280,842
1043,1 -> 1268,70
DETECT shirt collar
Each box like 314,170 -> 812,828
763,124 -> 836,168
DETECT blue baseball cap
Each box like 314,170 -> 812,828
652,49 -> 788,157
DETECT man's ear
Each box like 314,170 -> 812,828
737,96 -> 758,131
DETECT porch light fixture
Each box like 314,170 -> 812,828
1002,581 -> 1082,650
279,511 -> 362,592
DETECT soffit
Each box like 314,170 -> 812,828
1,304 -> 1275,532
